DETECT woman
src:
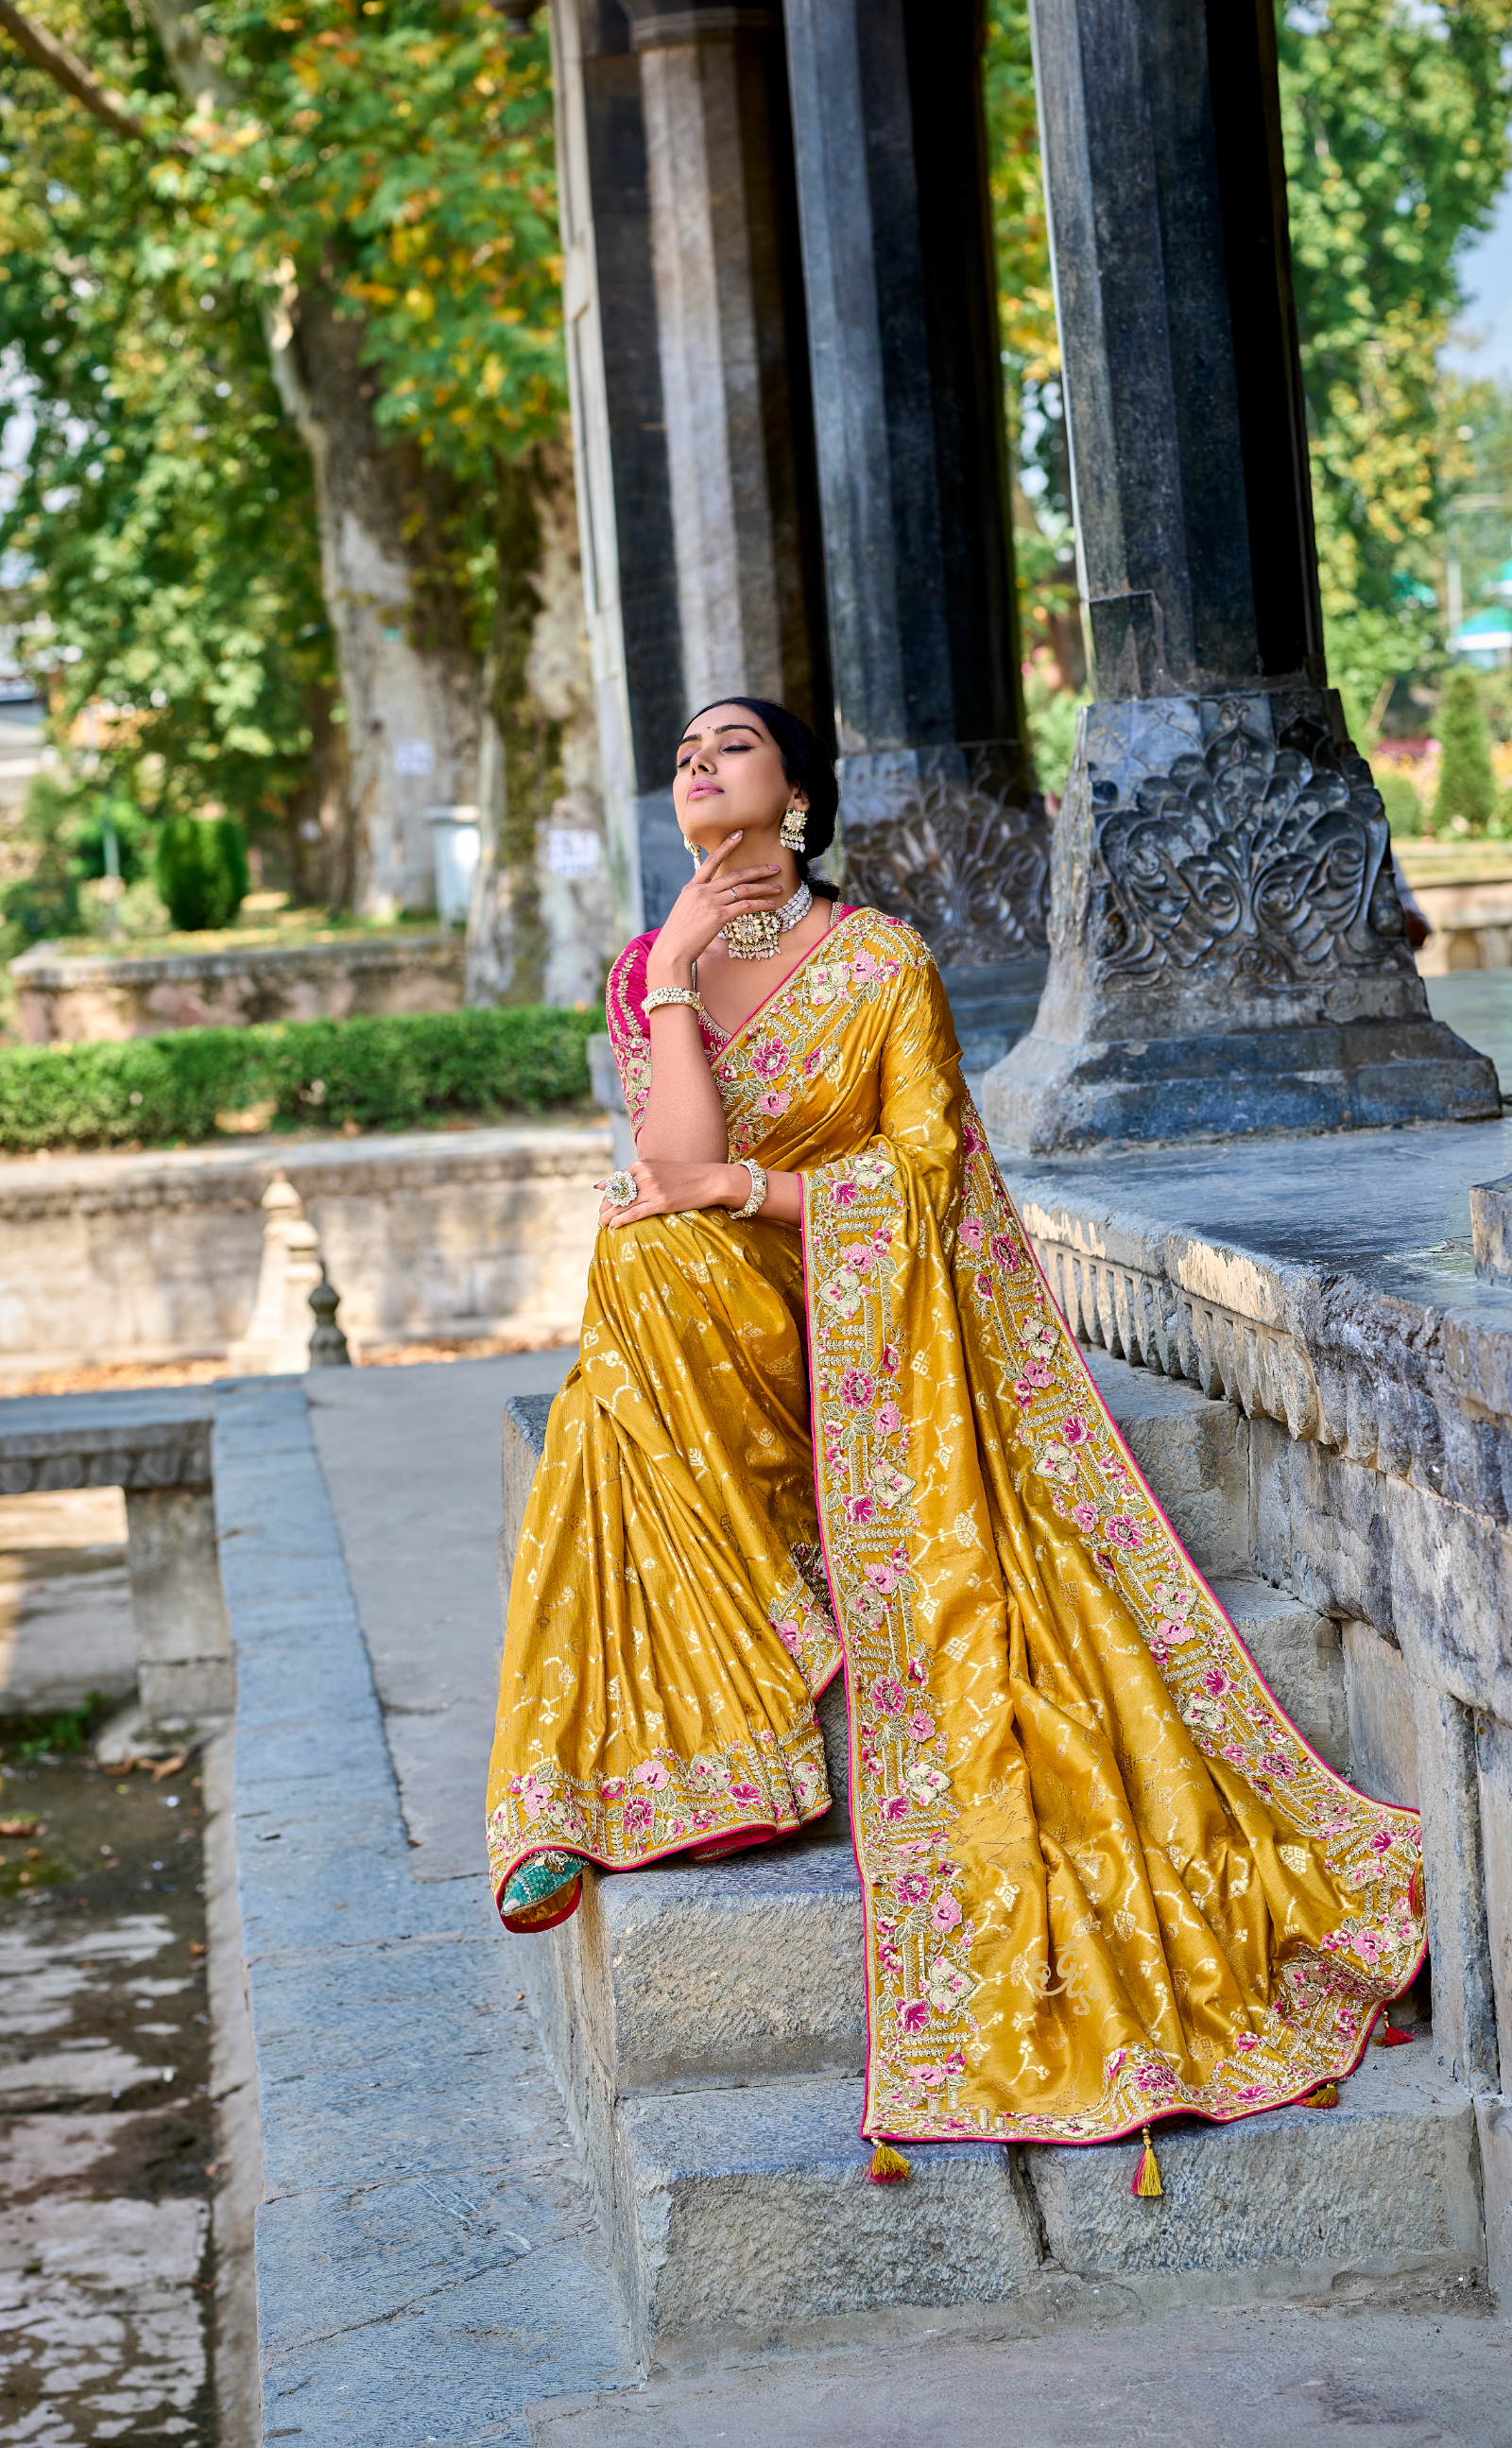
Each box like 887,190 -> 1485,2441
486,698 -> 1423,2162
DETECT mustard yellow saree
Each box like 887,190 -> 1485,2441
487,905 -> 1425,2149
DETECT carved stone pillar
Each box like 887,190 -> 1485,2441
782,0 -> 1049,995
984,0 -> 1498,1149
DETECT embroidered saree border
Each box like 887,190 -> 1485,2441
786,922 -> 1423,2147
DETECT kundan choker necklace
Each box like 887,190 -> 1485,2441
723,878 -> 813,961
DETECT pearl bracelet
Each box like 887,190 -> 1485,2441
644,986 -> 701,1014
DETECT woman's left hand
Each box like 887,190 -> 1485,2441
595,1158 -> 748,1229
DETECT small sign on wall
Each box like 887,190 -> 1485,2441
394,740 -> 435,778
544,829 -> 602,880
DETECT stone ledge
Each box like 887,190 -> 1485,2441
0,1386 -> 215,1493
10,933 -> 462,990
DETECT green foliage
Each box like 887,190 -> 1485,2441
1278,0 -> 1512,706
0,21 -> 337,844
0,1004 -> 598,1151
1374,767 -> 1424,839
1434,666 -> 1500,832
154,815 -> 250,931
3,1696 -> 110,1763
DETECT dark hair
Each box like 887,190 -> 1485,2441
681,696 -> 841,899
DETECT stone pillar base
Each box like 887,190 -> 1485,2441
983,690 -> 1502,1153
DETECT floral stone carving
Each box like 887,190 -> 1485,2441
1088,703 -> 1408,994
839,760 -> 1050,969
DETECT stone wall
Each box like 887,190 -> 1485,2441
10,932 -> 464,1044
1415,878 -> 1512,976
0,1123 -> 607,1377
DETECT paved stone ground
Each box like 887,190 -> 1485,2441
0,1741 -> 217,2442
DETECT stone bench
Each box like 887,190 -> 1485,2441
0,1386 -> 232,1747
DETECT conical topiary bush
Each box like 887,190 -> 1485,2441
1433,667 -> 1498,836
154,817 -> 250,932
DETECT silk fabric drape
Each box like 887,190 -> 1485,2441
487,908 -> 1424,2146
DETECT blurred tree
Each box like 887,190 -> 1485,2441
1278,0 -> 1512,733
1434,664 -> 1499,833
0,0 -> 582,945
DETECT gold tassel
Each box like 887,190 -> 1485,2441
1303,2081 -> 1338,2108
868,2141 -> 911,2185
1129,2125 -> 1162,2198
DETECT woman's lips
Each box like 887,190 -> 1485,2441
687,784 -> 721,799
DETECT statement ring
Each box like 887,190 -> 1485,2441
606,1169 -> 637,1209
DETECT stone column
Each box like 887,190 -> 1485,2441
983,0 -> 1499,1149
782,0 -> 1049,1009
549,0 -> 828,932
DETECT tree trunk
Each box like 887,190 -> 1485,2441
466,441 -> 614,1006
146,0 -> 483,916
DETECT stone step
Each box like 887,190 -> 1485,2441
595,2029 -> 1480,2362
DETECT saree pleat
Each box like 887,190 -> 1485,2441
488,908 -> 1425,2147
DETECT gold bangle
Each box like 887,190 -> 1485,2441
644,987 -> 701,1014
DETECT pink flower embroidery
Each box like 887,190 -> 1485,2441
1073,1502 -> 1099,1534
897,1871 -> 930,1905
944,2049 -> 967,2077
841,1242 -> 874,1272
989,1233 -> 1022,1268
805,1048 -> 824,1076
1063,1414 -> 1089,1446
872,1675 -> 905,1716
1105,1515 -> 1142,1551
730,1782 -> 763,1805
960,1217 -> 985,1251
975,1270 -> 993,1300
623,1796 -> 654,1837
840,1369 -> 876,1408
1201,1670 -> 1231,1698
751,1038 -> 787,1081
845,1493 -> 876,1526
881,1795 -> 910,1824
865,1561 -> 901,1595
774,1618 -> 803,1656
898,1999 -> 931,2033
1221,1742 -> 1247,1767
907,1711 -> 936,1742
832,1179 -> 860,1208
601,1778 -> 627,1803
930,1893 -> 962,1933
906,1656 -> 929,1683
1369,1829 -> 1394,1853
852,951 -> 882,980
875,1400 -> 902,1435
756,1090 -> 790,1117
1259,1750 -> 1295,1780
634,1759 -> 671,1790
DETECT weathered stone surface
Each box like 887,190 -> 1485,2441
1475,2093 -> 1512,2312
9,929 -> 463,1045
1344,1621 -> 1418,1808
1477,1712 -> 1512,2090
1471,1173 -> 1512,1280
1030,2036 -> 1481,2289
1404,1681 -> 1499,2095
0,1122 -> 606,1378
611,2076 -> 1045,2356
124,1487 -> 230,1671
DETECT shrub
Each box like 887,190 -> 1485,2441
1374,768 -> 1422,839
1433,668 -> 1498,836
0,1005 -> 599,1153
155,817 -> 250,931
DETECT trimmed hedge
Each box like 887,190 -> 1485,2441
0,1006 -> 599,1153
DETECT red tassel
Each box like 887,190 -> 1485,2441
1373,2022 -> 1414,2047
868,2141 -> 910,2184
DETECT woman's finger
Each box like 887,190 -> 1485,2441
697,830 -> 743,875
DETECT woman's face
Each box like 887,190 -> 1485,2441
673,704 -> 806,852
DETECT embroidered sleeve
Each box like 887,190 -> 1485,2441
605,932 -> 657,1136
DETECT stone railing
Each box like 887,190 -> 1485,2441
9,931 -> 464,1044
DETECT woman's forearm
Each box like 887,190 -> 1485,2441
636,1006 -> 730,1161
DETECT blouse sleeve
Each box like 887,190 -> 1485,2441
605,931 -> 657,1137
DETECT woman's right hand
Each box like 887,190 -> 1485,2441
644,831 -> 784,987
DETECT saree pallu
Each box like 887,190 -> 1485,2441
486,908 -> 1425,2147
